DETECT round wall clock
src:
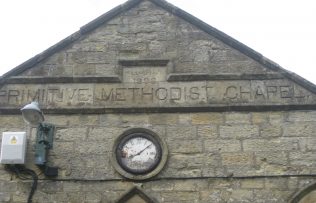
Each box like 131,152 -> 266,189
116,132 -> 162,174
111,128 -> 168,180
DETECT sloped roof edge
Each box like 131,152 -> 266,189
1,0 -> 316,93
1,0 -> 142,80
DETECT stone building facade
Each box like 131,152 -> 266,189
1,0 -> 316,202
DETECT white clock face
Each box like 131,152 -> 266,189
117,135 -> 161,174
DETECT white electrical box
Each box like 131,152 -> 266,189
0,132 -> 27,164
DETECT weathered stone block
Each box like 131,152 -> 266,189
161,168 -> 202,178
12,192 -> 29,202
73,64 -> 96,75
55,127 -> 88,141
121,114 -> 150,125
283,122 -> 316,137
191,113 -> 223,125
0,170 -> 12,181
63,181 -> 82,192
0,192 -> 10,202
251,112 -> 268,124
64,192 -> 85,202
269,112 -> 285,124
85,154 -> 111,169
168,153 -> 219,173
241,179 -> 264,189
37,181 -> 64,195
225,112 -> 251,124
46,115 -> 99,126
230,189 -> 254,202
161,191 -> 199,202
221,152 -> 254,166
88,127 -> 122,141
226,166 -> 260,177
289,151 -> 316,167
173,180 -> 208,191
43,193 -> 68,203
46,64 -> 74,77
288,111 -> 316,122
45,115 -> 72,127
149,114 -> 178,125
262,164 -> 298,176
299,137 -> 316,151
260,124 -> 282,137
204,139 -> 241,152
255,151 -> 288,166
265,178 -> 288,190
199,189 -> 231,202
168,140 -> 203,153
178,113 -> 191,125
99,114 -> 122,127
0,181 -> 17,192
220,124 -> 259,139
85,191 -> 102,203
288,177 -> 299,189
201,167 -> 217,177
197,125 -> 218,139
50,141 -> 74,156
95,64 -> 117,76
91,167 -> 116,179
166,126 -> 197,140
208,179 -> 235,189
0,116 -> 25,128
75,141 -> 108,154
147,180 -> 174,191
243,138 -> 299,152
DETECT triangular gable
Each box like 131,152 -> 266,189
0,0 -> 315,94
0,0 -> 316,113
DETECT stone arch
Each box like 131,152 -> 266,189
291,182 -> 316,203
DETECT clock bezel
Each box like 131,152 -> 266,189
116,132 -> 162,175
111,128 -> 168,180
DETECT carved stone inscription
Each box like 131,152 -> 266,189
94,80 -> 310,106
123,67 -> 167,83
0,80 -> 313,108
0,84 -> 94,107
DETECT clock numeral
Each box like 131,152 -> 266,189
136,138 -> 142,144
121,150 -> 128,158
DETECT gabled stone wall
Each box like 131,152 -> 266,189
1,0 -> 316,202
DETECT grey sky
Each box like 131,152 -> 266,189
0,0 -> 315,84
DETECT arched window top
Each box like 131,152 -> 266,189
291,182 -> 316,203
116,187 -> 155,203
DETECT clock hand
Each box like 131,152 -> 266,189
136,143 -> 153,156
128,144 -> 153,158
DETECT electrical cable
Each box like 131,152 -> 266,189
6,165 -> 38,203
16,173 -> 316,182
